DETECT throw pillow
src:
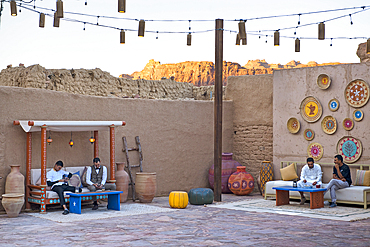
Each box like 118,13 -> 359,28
68,171 -> 82,188
280,163 -> 298,181
81,166 -> 89,187
35,176 -> 41,186
354,170 -> 370,186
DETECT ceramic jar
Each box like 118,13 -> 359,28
135,172 -> 156,203
116,162 -> 130,203
5,165 -> 25,195
228,166 -> 255,195
1,193 -> 24,217
208,153 -> 240,193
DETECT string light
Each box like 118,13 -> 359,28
10,0 -> 16,16
39,13 -> 45,28
118,0 -> 125,13
85,1 -> 87,6
54,12 -> 60,27
89,131 -> 95,144
187,33 -> 191,46
274,30 -> 280,46
367,38 -> 370,54
349,14 -> 353,25
120,29 -> 125,44
138,19 -> 145,37
298,14 -> 301,25
318,22 -> 325,40
295,38 -> 300,52
47,131 -> 52,145
56,0 -> 63,18
156,31 -> 158,39
330,38 -> 333,46
69,132 -> 74,147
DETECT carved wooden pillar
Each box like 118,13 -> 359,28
25,132 -> 32,210
94,131 -> 99,158
109,125 -> 116,183
40,125 -> 47,214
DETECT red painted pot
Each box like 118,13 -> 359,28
209,153 -> 240,193
228,166 -> 254,195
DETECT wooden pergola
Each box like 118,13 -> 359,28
13,120 -> 125,213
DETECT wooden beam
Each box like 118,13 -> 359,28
94,131 -> 99,158
25,132 -> 32,210
40,125 -> 47,214
109,125 -> 116,182
214,19 -> 223,202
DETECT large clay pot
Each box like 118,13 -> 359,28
5,165 -> 25,195
1,193 -> 24,217
228,166 -> 255,195
116,162 -> 129,203
135,172 -> 156,203
208,153 -> 239,193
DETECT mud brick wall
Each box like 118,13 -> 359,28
226,74 -> 273,192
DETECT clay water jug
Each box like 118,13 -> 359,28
116,162 -> 129,203
228,166 -> 255,195
135,172 -> 156,203
209,153 -> 240,193
1,193 -> 24,217
5,165 -> 25,194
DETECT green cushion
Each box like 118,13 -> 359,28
188,188 -> 214,205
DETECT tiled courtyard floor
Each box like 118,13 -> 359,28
1,193 -> 369,246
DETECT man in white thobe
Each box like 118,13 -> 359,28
297,157 -> 322,205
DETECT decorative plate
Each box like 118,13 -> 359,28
307,142 -> 323,161
287,117 -> 300,134
300,96 -> 323,123
321,116 -> 337,135
342,118 -> 354,131
303,129 -> 315,141
337,136 -> 362,163
328,99 -> 339,112
353,109 -> 364,121
317,74 -> 331,89
344,79 -> 370,108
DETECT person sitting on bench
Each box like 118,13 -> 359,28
47,160 -> 82,215
86,157 -> 116,210
297,157 -> 322,205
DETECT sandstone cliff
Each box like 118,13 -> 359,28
123,59 -> 343,86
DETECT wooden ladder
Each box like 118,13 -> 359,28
122,136 -> 143,201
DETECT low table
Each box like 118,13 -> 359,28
272,186 -> 327,209
66,191 -> 123,214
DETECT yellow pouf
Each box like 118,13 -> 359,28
169,191 -> 188,209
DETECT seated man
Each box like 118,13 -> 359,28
324,154 -> 352,208
47,160 -> 81,215
297,157 -> 322,205
86,157 -> 116,210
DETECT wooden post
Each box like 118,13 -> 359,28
40,125 -> 47,213
94,130 -> 99,158
109,125 -> 116,182
25,132 -> 32,210
214,19 -> 223,202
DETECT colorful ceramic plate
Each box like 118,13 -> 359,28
317,74 -> 331,89
353,109 -> 364,121
303,129 -> 315,141
345,79 -> 370,108
337,136 -> 362,163
328,99 -> 339,112
343,118 -> 354,131
321,116 -> 337,135
307,142 -> 323,161
300,96 -> 322,123
287,117 -> 300,134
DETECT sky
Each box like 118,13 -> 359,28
0,0 -> 369,77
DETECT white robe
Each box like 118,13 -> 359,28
297,163 -> 322,187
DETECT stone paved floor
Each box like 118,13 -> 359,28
1,193 -> 370,246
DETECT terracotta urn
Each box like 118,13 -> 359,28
116,162 -> 129,203
228,166 -> 255,195
1,193 -> 24,217
5,165 -> 25,195
209,153 -> 240,193
135,172 -> 156,203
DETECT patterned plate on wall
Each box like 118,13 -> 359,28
328,99 -> 339,112
300,96 -> 323,123
317,74 -> 331,89
303,129 -> 315,141
287,117 -> 300,134
345,79 -> 370,108
343,118 -> 354,131
307,142 -> 323,161
337,136 -> 362,163
353,109 -> 364,121
321,116 -> 337,135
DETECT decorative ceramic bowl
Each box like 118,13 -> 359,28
317,74 -> 331,89
342,118 -> 354,131
344,79 -> 370,108
300,96 -> 322,123
307,142 -> 324,161
303,129 -> 315,141
353,109 -> 364,122
321,116 -> 337,135
337,136 -> 362,163
328,99 -> 339,112
287,117 -> 300,134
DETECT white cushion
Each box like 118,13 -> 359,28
32,187 -> 90,199
65,166 -> 86,174
30,168 -> 55,185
